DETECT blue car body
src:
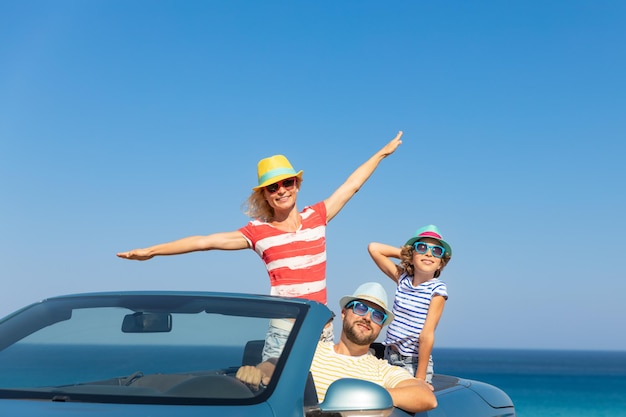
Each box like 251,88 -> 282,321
0,292 -> 515,416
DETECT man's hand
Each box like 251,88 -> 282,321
236,365 -> 269,390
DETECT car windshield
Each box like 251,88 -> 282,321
0,293 -> 306,405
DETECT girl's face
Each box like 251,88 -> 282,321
412,237 -> 443,276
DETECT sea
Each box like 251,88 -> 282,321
1,345 -> 625,415
432,348 -> 626,417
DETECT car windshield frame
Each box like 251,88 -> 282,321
0,292 -> 312,406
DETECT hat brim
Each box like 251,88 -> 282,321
252,170 -> 303,191
405,236 -> 452,257
339,295 -> 395,326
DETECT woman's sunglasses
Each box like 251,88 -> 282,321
345,301 -> 388,325
413,242 -> 445,258
265,177 -> 296,194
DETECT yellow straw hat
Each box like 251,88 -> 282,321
252,155 -> 303,190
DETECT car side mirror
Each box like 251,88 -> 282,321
122,312 -> 172,333
319,378 -> 393,417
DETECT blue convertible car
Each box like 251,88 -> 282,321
0,292 -> 515,416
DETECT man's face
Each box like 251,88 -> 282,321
342,300 -> 384,346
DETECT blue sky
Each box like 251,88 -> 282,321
1,1 -> 624,351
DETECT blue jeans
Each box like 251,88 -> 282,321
384,346 -> 433,383
262,319 -> 334,362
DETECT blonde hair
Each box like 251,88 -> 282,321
242,190 -> 273,221
242,177 -> 302,222
397,244 -> 451,279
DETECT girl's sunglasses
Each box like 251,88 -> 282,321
413,242 -> 445,258
345,301 -> 387,325
265,177 -> 296,194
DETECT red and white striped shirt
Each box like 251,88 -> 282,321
239,201 -> 328,304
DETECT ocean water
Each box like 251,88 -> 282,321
1,345 -> 625,415
433,348 -> 626,417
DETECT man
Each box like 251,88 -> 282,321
236,282 -> 437,414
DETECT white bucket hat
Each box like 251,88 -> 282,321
339,282 -> 394,325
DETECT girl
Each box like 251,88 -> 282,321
368,224 -> 452,385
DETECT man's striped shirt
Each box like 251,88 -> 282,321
310,341 -> 413,402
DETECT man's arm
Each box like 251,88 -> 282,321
387,378 -> 438,413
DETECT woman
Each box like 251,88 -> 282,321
118,131 -> 403,358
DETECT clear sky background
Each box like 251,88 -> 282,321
1,1 -> 624,351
